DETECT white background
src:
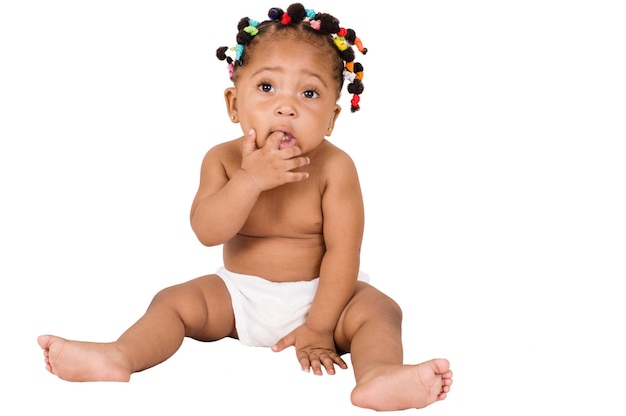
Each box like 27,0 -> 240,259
1,1 -> 625,414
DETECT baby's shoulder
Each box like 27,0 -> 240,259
203,138 -> 241,164
207,137 -> 240,156
312,141 -> 360,189
316,140 -> 358,172
197,138 -> 243,180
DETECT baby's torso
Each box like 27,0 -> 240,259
222,141 -> 329,282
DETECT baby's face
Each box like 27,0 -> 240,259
228,36 -> 341,154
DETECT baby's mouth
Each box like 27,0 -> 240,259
278,132 -> 297,150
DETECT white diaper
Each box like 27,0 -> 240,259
216,266 -> 369,347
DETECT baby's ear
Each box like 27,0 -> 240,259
326,104 -> 341,135
224,87 -> 238,122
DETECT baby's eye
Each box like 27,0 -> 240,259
303,89 -> 319,99
258,83 -> 274,93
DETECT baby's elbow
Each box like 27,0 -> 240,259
190,215 -> 232,246
190,223 -> 217,247
193,230 -> 222,247
190,218 -> 214,246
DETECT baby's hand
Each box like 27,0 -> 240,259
240,129 -> 310,192
272,323 -> 348,375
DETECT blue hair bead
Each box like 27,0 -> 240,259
268,8 -> 282,20
235,44 -> 244,60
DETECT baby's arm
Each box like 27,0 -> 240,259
190,129 -> 310,246
273,151 -> 364,374
308,152 -> 364,335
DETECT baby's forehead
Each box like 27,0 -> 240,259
254,27 -> 337,55
251,33 -> 336,60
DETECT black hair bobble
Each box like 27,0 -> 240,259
286,3 -> 307,22
345,28 -> 368,55
339,48 -> 355,63
345,29 -> 356,44
237,17 -> 251,31
216,46 -> 228,60
347,79 -> 364,95
317,13 -> 340,34
236,30 -> 254,46
216,46 -> 233,65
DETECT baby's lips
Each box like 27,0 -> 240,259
270,129 -> 297,149
278,135 -> 297,150
271,129 -> 293,139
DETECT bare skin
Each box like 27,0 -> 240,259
38,30 -> 452,411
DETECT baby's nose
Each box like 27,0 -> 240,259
275,100 -> 296,117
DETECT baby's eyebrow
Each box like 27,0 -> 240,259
252,66 -> 329,88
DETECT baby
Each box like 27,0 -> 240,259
37,3 -> 452,411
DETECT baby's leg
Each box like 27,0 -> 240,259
38,274 -> 235,382
334,282 -> 453,411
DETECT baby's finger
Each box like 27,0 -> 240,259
309,356 -> 323,376
286,153 -> 310,168
330,352 -> 348,370
279,143 -> 303,158
284,156 -> 310,176
242,129 -> 258,157
297,353 -> 311,373
264,130 -> 286,150
284,171 -> 309,184
320,354 -> 336,375
271,332 -> 295,353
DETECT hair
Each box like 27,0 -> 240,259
216,3 -> 367,112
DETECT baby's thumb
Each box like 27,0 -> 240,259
272,333 -> 295,353
242,129 -> 257,156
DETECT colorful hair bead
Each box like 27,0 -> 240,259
350,94 -> 360,112
268,8 -> 283,21
235,44 -> 244,61
333,37 -> 349,51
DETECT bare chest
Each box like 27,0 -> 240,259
240,181 -> 323,237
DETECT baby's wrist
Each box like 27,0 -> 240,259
304,320 -> 335,336
234,168 -> 264,194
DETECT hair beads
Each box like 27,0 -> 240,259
216,3 -> 367,112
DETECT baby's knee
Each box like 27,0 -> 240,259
353,285 -> 403,322
149,283 -> 193,308
148,286 -> 176,309
377,294 -> 403,323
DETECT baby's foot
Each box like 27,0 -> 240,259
37,335 -> 131,382
351,358 -> 453,411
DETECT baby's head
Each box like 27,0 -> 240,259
216,3 -> 366,112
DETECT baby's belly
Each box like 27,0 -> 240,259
223,233 -> 325,282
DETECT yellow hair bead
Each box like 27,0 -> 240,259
333,37 -> 349,51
